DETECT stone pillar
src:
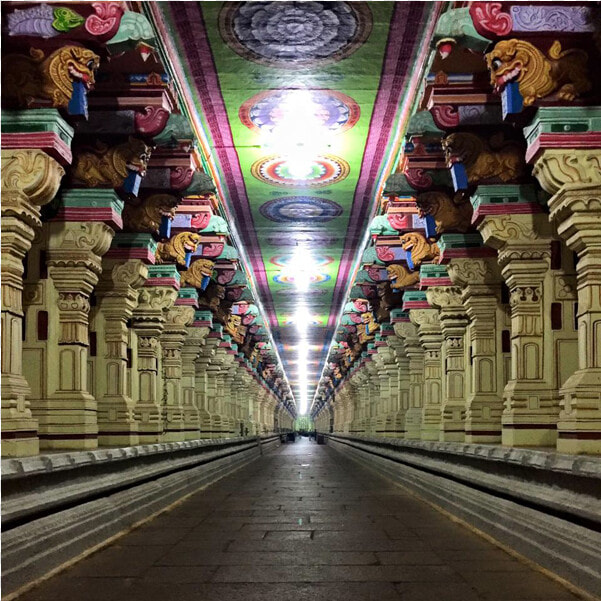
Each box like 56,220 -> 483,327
534,149 -> 601,453
195,338 -> 217,438
1,149 -> 64,456
132,286 -> 177,443
95,259 -> 148,446
393,322 -> 423,439
388,335 -> 410,439
38,221 -> 114,450
365,358 -> 380,435
161,305 -> 195,442
477,194 -> 571,447
181,324 -> 210,440
410,308 -> 443,441
427,287 -> 469,442
447,258 -> 505,443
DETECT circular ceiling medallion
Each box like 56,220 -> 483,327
273,272 -> 331,286
240,89 -> 360,134
269,254 -> 333,268
266,232 -> 339,247
252,155 -> 349,188
275,288 -> 329,298
219,2 -> 372,68
260,196 -> 343,223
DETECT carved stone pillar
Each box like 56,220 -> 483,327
388,335 -> 410,438
365,358 -> 380,435
161,305 -> 195,442
132,286 -> 177,443
410,308 -> 443,441
447,258 -> 505,443
182,323 -> 210,441
477,193 -> 575,447
195,337 -> 217,438
393,322 -> 423,439
427,287 -> 469,442
1,149 -> 64,456
95,259 -> 148,447
36,221 -> 114,450
534,149 -> 601,453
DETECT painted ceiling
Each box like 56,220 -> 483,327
150,2 -> 439,413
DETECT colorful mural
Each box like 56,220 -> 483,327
151,2 -> 439,412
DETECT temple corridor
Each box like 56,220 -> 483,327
2,0 -> 601,598
11,438 -> 584,601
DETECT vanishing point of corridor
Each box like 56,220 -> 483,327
18,439 -> 582,601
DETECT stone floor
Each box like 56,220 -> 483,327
19,438 -> 582,601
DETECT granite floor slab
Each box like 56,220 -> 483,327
19,438 -> 582,601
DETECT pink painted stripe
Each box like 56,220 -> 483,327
2,132 -> 72,165
144,277 -> 180,289
105,248 -> 156,264
175,298 -> 199,307
420,277 -> 453,287
54,208 -> 122,230
526,132 -> 601,163
439,248 -> 496,261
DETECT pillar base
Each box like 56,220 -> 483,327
1,432 -> 39,457
556,368 -> 601,454
184,428 -> 201,441
464,397 -> 503,444
404,408 -> 422,440
98,431 -> 140,447
439,411 -> 466,442
502,421 -> 557,448
138,430 -> 164,445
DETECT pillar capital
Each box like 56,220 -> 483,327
532,149 -> 601,196
1,149 -> 65,222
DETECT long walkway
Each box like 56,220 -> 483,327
20,438 -> 580,601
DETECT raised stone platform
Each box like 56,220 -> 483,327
327,434 -> 601,598
2,435 -> 280,595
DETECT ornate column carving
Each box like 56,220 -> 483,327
478,209 -> 569,447
182,325 -> 210,440
195,338 -> 217,438
427,286 -> 469,442
1,149 -> 64,456
388,335 -> 410,439
95,259 -> 148,446
447,257 -> 505,443
534,149 -> 601,453
132,286 -> 177,443
410,308 -> 443,441
35,221 -> 114,450
365,358 -> 380,435
393,322 -> 423,439
161,305 -> 195,442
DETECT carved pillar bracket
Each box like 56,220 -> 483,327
533,149 -> 601,453
1,149 -> 65,456
427,286 -> 468,442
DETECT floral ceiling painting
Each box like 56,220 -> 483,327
151,1 -> 438,413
